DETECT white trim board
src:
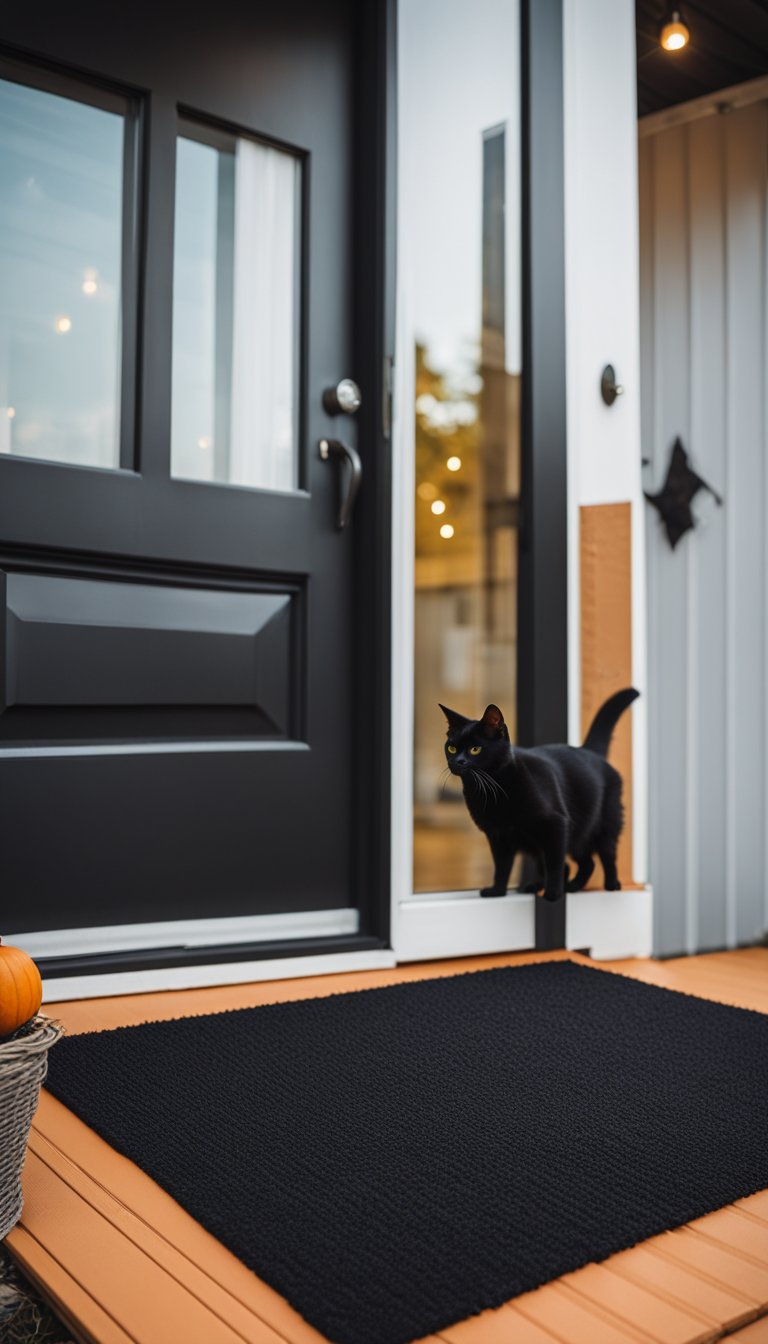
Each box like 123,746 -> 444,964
388,180 -> 416,959
566,887 -> 653,961
397,893 -> 536,963
397,887 -> 653,964
13,908 -> 358,961
41,949 -> 397,1004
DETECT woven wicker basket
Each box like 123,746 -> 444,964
0,1015 -> 62,1240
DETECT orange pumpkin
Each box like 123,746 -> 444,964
0,939 -> 43,1037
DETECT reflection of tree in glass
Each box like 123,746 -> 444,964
414,342 -> 483,567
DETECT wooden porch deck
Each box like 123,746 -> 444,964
6,947 -> 768,1344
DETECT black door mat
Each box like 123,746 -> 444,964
44,960 -> 768,1344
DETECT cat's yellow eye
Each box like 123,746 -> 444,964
469,745 -> 482,755
447,744 -> 457,755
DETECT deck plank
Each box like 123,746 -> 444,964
686,1210 -> 768,1264
606,1242 -> 757,1331
6,947 -> 768,1344
438,1304 -> 560,1342
729,1319 -> 768,1342
561,1262 -> 719,1343
658,1226 -> 768,1305
657,972 -> 768,1009
502,1306 -> 568,1342
605,955 -> 768,1012
17,1150 -> 265,1344
7,1223 -> 136,1344
738,1192 -> 768,1224
514,1280 -> 656,1343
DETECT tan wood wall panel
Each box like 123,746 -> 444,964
580,501 -> 634,886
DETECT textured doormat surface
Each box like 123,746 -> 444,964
45,960 -> 768,1344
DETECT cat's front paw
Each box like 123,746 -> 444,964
480,885 -> 507,898
542,886 -> 564,903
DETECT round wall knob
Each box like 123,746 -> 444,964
323,379 -> 362,416
601,364 -> 624,407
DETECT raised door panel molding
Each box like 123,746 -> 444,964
1,568 -> 302,742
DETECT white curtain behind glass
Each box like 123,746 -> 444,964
229,139 -> 298,492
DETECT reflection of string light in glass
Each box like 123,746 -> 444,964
197,436 -> 212,450
82,273 -> 98,296
417,481 -> 437,501
439,523 -> 454,539
446,456 -> 462,471
54,315 -> 72,334
415,393 -> 437,415
431,499 -> 446,515
6,407 -> 15,419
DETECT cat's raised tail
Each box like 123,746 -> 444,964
581,687 -> 640,758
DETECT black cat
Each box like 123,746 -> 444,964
439,688 -> 639,902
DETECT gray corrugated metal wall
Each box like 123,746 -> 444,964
639,102 -> 768,955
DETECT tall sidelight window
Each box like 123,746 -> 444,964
171,121 -> 301,492
400,0 -> 522,894
0,71 -> 132,469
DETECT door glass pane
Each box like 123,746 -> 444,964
171,122 -> 300,492
0,76 -> 126,469
401,0 -> 522,893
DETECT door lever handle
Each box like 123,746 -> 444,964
319,438 -> 362,530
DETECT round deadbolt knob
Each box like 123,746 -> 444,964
323,379 -> 362,416
600,364 -> 625,407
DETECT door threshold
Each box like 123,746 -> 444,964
42,946 -> 396,1004
395,886 -> 653,963
37,931 -> 383,980
15,906 -> 360,961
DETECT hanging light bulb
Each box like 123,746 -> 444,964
660,8 -> 689,51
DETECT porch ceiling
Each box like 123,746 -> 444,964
637,0 -> 768,117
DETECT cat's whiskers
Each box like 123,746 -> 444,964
477,767 -> 507,802
470,768 -> 489,804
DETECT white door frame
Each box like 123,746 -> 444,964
391,0 -> 653,965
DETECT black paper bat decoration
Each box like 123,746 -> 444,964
645,437 -> 722,550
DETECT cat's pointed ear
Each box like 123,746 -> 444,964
439,704 -> 470,732
481,704 -> 509,741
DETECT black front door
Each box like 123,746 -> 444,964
0,2 -> 391,970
